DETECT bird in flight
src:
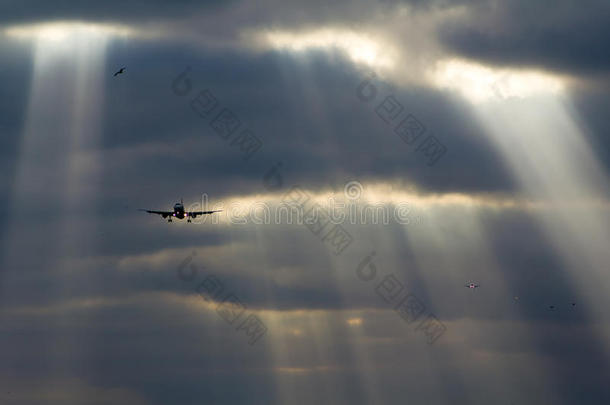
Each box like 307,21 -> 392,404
113,67 -> 126,77
465,283 -> 480,289
140,199 -> 221,223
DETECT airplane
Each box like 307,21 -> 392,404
139,199 -> 221,223
465,283 -> 480,289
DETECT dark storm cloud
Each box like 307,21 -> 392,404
1,0 -> 605,221
438,0 -> 610,76
0,0 -> 428,28
0,0 -> 227,25
6,27 -> 609,217
3,0 -> 610,80
1,36 -> 506,221
94,41 -> 516,202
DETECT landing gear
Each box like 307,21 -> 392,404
168,218 -> 173,222
187,218 -> 192,223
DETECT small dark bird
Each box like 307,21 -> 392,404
549,305 -> 555,310
571,302 -> 576,307
113,67 -> 126,77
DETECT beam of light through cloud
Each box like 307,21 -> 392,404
3,22 -> 113,257
246,28 -> 397,72
3,20 -> 133,42
0,21 -> 128,402
430,59 -> 566,104
441,60 -> 610,356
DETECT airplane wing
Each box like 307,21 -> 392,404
139,209 -> 173,218
187,210 -> 222,217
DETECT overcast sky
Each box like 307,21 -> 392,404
1,1 -> 609,404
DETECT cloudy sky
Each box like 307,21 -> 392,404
1,1 -> 609,404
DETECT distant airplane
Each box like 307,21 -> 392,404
113,67 -> 126,77
140,199 -> 221,223
465,283 -> 480,289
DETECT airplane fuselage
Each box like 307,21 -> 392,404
172,203 -> 186,219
